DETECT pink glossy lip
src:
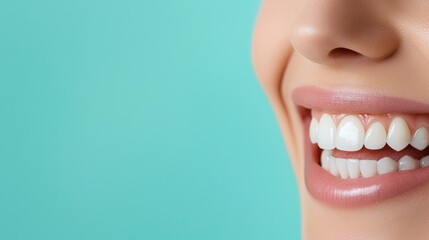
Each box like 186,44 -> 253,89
293,86 -> 429,207
293,86 -> 429,114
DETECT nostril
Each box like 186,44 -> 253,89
328,47 -> 361,58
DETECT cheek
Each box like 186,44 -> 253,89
252,0 -> 303,93
252,0 -> 307,178
400,24 -> 429,72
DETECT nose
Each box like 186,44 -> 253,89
289,0 -> 400,65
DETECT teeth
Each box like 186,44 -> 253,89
336,158 -> 349,179
312,115 -> 429,151
398,155 -> 420,171
420,156 -> 429,168
387,117 -> 411,151
410,127 -> 429,150
320,151 -> 429,178
364,122 -> 387,150
309,118 -> 319,144
328,156 -> 339,177
317,114 -> 336,150
314,113 -> 429,178
377,157 -> 398,174
360,160 -> 377,178
336,115 -> 364,151
320,150 -> 332,170
347,159 -> 360,179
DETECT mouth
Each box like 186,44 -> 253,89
293,86 -> 429,207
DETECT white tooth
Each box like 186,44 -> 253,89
360,160 -> 377,178
410,127 -> 429,150
336,158 -> 349,179
364,122 -> 387,150
321,150 -> 332,170
377,157 -> 398,175
387,117 -> 411,151
317,114 -> 336,150
336,115 -> 364,151
347,159 -> 360,179
398,155 -> 420,171
420,156 -> 429,168
310,118 -> 319,144
328,156 -> 339,177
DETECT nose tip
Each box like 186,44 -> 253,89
289,1 -> 399,65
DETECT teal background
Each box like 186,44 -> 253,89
0,0 -> 300,239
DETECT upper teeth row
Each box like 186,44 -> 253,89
310,114 -> 429,151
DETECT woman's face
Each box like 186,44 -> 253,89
253,1 -> 429,239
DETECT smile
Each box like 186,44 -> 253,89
293,86 -> 429,207
312,112 -> 429,178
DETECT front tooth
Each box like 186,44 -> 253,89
420,156 -> 429,168
328,156 -> 339,176
364,122 -> 387,150
335,115 -> 364,151
410,127 -> 429,150
377,157 -> 398,174
398,155 -> 420,171
387,117 -> 411,151
360,160 -> 377,178
320,150 -> 332,170
347,159 -> 360,179
336,158 -> 349,179
310,118 -> 319,144
317,114 -> 336,150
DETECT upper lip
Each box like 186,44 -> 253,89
292,86 -> 429,114
293,86 -> 429,207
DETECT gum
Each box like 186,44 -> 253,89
311,110 -> 429,133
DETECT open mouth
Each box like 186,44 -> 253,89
312,112 -> 429,178
293,86 -> 429,207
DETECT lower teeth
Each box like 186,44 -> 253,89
321,150 -> 429,179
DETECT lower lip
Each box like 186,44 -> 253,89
304,116 -> 429,207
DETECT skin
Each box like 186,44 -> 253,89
252,1 -> 429,239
